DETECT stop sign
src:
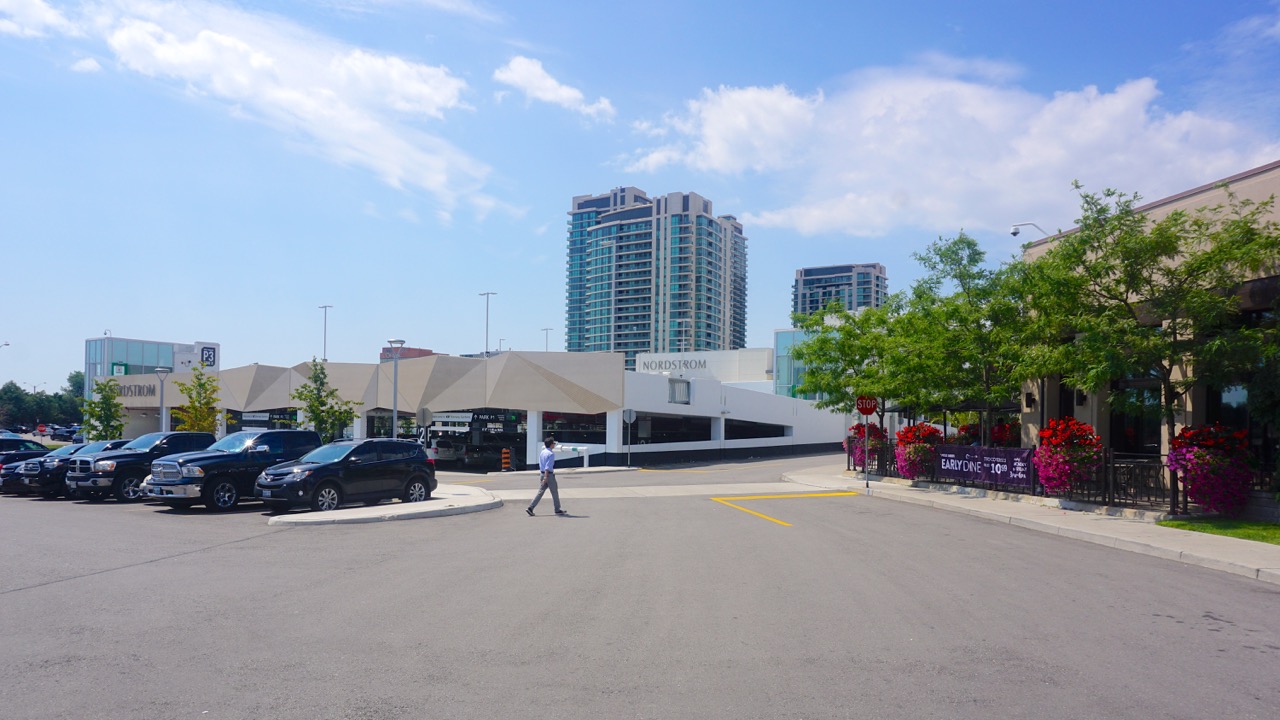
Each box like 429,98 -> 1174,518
856,396 -> 877,415
37,423 -> 47,434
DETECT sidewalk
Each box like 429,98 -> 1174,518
783,464 -> 1280,587
266,483 -> 502,526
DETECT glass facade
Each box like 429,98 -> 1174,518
84,338 -> 176,397
774,329 -> 816,399
566,188 -> 748,369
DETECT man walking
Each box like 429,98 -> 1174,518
527,436 -> 566,516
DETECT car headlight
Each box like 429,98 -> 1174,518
49,459 -> 65,466
181,466 -> 205,478
94,460 -> 116,472
290,469 -> 312,481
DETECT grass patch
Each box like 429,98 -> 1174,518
1157,518 -> 1280,546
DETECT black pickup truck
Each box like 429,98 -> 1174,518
65,431 -> 216,502
147,429 -> 322,511
18,439 -> 128,498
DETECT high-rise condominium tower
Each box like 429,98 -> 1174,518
566,187 -> 748,369
791,263 -> 889,317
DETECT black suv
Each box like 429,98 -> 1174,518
256,438 -> 436,512
0,439 -> 51,495
66,431 -> 216,502
147,429 -> 322,511
19,440 -> 128,498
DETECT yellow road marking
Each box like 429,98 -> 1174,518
710,491 -> 858,527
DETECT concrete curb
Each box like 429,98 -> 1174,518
267,483 -> 503,526
782,471 -> 1280,587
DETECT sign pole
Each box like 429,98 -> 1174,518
855,396 -> 878,490
622,409 -> 637,468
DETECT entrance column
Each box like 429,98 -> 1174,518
525,410 -> 543,469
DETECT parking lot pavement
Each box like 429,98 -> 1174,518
266,483 -> 501,526
783,464 -> 1280,587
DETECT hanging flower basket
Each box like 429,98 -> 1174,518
1032,417 -> 1101,496
894,424 -> 942,481
844,423 -> 887,471
1167,423 -> 1254,517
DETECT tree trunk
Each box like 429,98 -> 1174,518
1163,382 -> 1180,515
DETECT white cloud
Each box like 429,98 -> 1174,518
492,56 -> 615,120
0,0 -> 79,37
398,207 -> 419,223
70,56 -> 101,72
328,0 -> 502,23
82,0 -> 490,214
629,62 -> 1280,237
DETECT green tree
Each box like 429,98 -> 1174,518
82,378 -> 125,440
1026,186 -> 1280,513
171,365 -> 223,433
791,297 -> 903,429
791,233 -> 1034,442
290,359 -> 360,442
0,381 -> 28,428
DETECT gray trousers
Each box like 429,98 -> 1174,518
528,472 -> 561,512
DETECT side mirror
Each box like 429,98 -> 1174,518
248,445 -> 270,454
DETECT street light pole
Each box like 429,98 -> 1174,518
479,292 -> 496,357
541,327 -> 552,352
388,339 -> 404,438
155,367 -> 171,432
319,305 -> 333,361
498,338 -> 505,353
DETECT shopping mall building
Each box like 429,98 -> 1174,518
86,346 -> 846,467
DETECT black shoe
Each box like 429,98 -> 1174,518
526,508 -> 534,517
555,509 -> 568,515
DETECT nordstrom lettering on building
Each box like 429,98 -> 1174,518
117,384 -> 157,398
639,359 -> 708,372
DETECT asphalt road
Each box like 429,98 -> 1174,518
1,456 -> 1278,719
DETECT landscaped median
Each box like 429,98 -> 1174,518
1157,518 -> 1280,546
266,483 -> 502,526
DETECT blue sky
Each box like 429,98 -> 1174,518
3,0 -> 1280,393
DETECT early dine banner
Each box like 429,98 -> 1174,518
935,445 -> 1034,488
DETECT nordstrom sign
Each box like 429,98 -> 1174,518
639,359 -> 708,372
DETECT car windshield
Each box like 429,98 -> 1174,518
207,432 -> 261,453
48,444 -> 82,457
79,441 -> 113,453
299,444 -> 355,464
121,432 -> 167,450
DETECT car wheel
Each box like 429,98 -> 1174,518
114,475 -> 146,503
65,487 -> 82,500
311,483 -> 342,512
207,480 -> 239,512
404,477 -> 429,503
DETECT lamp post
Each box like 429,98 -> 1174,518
319,305 -> 333,362
498,338 -> 505,353
387,339 -> 404,438
155,367 -> 171,432
479,292 -> 496,357
1010,222 -> 1050,238
541,327 -> 553,352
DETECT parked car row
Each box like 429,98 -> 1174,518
0,430 -> 437,513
